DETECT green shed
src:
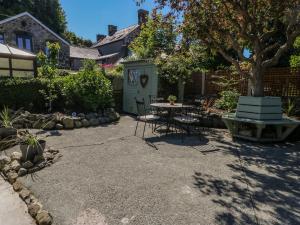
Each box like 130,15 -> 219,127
122,60 -> 158,114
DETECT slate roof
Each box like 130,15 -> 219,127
0,43 -> 36,58
92,24 -> 140,48
70,46 -> 101,59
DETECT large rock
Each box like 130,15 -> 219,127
89,118 -> 100,127
55,123 -> 64,130
43,121 -> 56,130
86,113 -> 98,120
10,152 -> 22,161
18,168 -> 27,176
62,117 -> 74,129
78,113 -> 85,119
36,210 -> 53,225
0,155 -> 11,169
74,120 -> 83,128
13,180 -> 23,192
7,171 -> 18,184
11,160 -> 21,171
33,120 -> 44,129
19,188 -> 31,200
22,161 -> 34,169
81,119 -> 90,127
28,202 -> 41,217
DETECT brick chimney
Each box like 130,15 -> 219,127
108,25 -> 117,36
96,34 -> 106,42
138,9 -> 149,25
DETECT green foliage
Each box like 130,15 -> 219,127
129,14 -> 176,59
63,31 -> 93,47
37,42 -> 61,112
62,70 -> 113,112
213,74 -> 242,92
285,99 -> 296,117
82,59 -> 99,72
215,90 -> 240,112
0,106 -> 12,128
290,37 -> 300,68
105,64 -> 124,78
167,95 -> 177,103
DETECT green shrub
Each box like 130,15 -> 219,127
215,90 -> 240,112
0,78 -> 48,112
62,70 -> 113,112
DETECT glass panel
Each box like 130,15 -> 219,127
0,34 -> 4,44
13,70 -> 34,78
17,37 -> 23,49
25,38 -> 31,51
12,59 -> 34,70
0,70 -> 10,77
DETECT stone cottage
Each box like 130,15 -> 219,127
92,9 -> 149,65
0,12 -> 99,70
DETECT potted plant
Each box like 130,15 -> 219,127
19,131 -> 46,162
0,106 -> 17,139
168,95 -> 177,105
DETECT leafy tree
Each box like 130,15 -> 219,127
146,0 -> 300,97
37,42 -> 60,112
290,37 -> 300,68
129,13 -> 176,59
63,31 -> 93,47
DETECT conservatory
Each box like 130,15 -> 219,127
0,43 -> 36,78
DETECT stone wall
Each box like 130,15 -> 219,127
0,14 -> 70,68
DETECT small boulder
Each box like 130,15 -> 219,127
0,155 -> 11,169
89,118 -> 99,127
11,160 -> 21,171
74,120 -> 83,128
78,113 -> 85,118
36,210 -> 53,225
55,123 -> 64,130
10,152 -> 22,161
3,164 -> 12,173
43,121 -> 56,130
18,168 -> 27,176
62,117 -> 74,129
19,188 -> 31,200
7,171 -> 18,184
43,152 -> 54,160
28,202 -> 41,217
13,180 -> 23,192
81,119 -> 90,127
33,120 -> 43,129
22,161 -> 34,169
86,113 -> 98,120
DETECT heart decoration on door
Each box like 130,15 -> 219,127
140,74 -> 149,88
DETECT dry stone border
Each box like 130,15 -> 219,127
0,147 -> 62,225
10,108 -> 120,130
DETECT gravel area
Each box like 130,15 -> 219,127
14,116 -> 300,225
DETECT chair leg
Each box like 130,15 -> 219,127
142,121 -> 147,139
134,120 -> 139,136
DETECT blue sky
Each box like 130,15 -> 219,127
60,0 -> 155,42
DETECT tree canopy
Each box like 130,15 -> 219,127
139,0 -> 300,96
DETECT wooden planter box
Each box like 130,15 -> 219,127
236,96 -> 282,120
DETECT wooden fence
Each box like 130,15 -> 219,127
185,67 -> 300,97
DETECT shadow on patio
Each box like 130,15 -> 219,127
193,140 -> 300,225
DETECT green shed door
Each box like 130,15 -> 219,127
123,63 -> 158,114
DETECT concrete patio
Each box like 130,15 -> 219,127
7,115 -> 299,225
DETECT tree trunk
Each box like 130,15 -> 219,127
250,66 -> 265,97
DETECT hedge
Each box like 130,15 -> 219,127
0,71 -> 113,113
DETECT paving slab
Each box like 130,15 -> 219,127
0,176 -> 35,225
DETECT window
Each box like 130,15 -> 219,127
16,34 -> 32,51
0,34 -> 4,44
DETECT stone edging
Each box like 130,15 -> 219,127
0,148 -> 62,225
10,108 -> 120,130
